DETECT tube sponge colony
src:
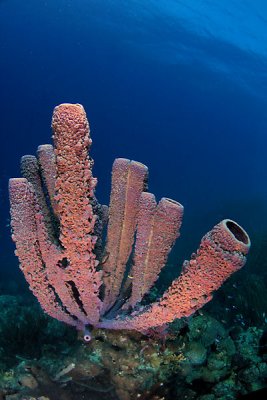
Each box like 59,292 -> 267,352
9,103 -> 251,338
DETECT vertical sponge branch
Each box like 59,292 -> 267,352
51,104 -> 102,324
101,158 -> 148,313
37,144 -> 58,217
9,178 -> 79,328
127,193 -> 184,308
52,104 -> 96,251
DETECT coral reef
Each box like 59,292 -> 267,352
0,297 -> 266,400
9,103 -> 251,340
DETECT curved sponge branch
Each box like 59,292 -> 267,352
98,219 -> 250,332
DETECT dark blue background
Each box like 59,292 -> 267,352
1,0 -> 267,291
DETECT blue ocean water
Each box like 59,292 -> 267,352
1,0 -> 266,285
0,1 -> 267,398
